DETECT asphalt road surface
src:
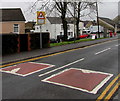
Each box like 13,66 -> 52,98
1,39 -> 119,101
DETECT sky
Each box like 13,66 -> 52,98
1,0 -> 119,21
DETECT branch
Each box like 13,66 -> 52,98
55,4 -> 62,13
56,2 -> 62,11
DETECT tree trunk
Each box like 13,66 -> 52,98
76,2 -> 81,37
61,2 -> 68,41
61,16 -> 68,41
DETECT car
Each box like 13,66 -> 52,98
50,38 -> 57,43
67,37 -> 75,41
78,34 -> 89,39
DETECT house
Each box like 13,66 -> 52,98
0,8 -> 26,34
25,21 -> 36,33
113,15 -> 120,32
89,25 -> 104,33
99,17 -> 117,32
82,21 -> 95,28
34,17 -> 84,39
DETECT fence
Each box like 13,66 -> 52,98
2,32 -> 50,55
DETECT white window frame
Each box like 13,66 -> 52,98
61,25 -> 63,30
67,25 -> 70,30
13,24 -> 19,34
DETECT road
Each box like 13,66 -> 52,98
1,39 -> 119,100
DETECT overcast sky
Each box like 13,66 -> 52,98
1,0 -> 119,21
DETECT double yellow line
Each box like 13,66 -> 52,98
96,74 -> 120,101
0,39 -> 119,100
0,48 -> 82,68
1,39 -> 116,68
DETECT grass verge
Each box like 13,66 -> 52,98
50,37 -> 108,47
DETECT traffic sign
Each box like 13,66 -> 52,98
37,11 -> 46,25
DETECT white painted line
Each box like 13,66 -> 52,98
115,44 -> 120,46
38,58 -> 85,77
95,48 -> 111,55
42,68 -> 113,94
0,62 -> 55,77
21,63 -> 55,77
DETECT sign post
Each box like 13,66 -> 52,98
37,11 -> 46,49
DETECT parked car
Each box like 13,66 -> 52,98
50,38 -> 57,43
78,34 -> 90,39
91,34 -> 97,39
67,37 -> 75,41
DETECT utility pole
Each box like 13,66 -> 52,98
96,1 -> 100,38
74,2 -> 76,43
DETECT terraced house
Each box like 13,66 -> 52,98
0,8 -> 26,34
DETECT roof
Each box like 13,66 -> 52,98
113,15 -> 120,27
113,15 -> 120,21
47,17 -> 77,24
47,17 -> 62,24
99,17 -> 115,27
0,8 -> 26,22
82,20 -> 97,28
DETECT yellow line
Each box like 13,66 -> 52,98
0,48 -> 81,68
96,74 -> 120,101
104,81 -> 119,101
0,39 -> 117,68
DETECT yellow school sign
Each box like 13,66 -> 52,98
37,11 -> 46,25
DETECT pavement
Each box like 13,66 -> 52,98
2,37 -> 118,64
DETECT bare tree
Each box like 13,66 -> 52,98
55,1 -> 69,40
25,0 -> 97,40
68,2 -> 96,37
26,0 -> 69,40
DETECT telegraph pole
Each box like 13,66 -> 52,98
96,1 -> 100,38
74,2 -> 76,43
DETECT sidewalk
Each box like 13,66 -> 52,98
2,37 -> 118,64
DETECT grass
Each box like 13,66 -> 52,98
50,37 -> 108,47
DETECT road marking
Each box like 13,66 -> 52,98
10,68 -> 20,73
38,58 -> 84,77
1,39 -> 117,68
96,74 -> 120,101
115,44 -> 120,46
1,62 -> 55,77
104,81 -> 119,101
42,68 -> 113,94
95,48 -> 111,55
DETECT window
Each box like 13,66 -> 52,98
60,32 -> 62,35
61,25 -> 63,30
68,32 -> 71,36
71,32 -> 73,37
61,25 -> 70,30
14,24 -> 19,34
67,25 -> 70,30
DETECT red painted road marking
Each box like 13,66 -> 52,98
42,68 -> 113,94
1,62 -> 54,77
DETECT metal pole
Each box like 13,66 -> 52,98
40,25 -> 42,49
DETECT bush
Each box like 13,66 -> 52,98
2,34 -> 19,55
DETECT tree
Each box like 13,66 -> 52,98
68,2 -> 96,37
26,0 -> 97,40
27,0 -> 69,41
55,1 -> 68,40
